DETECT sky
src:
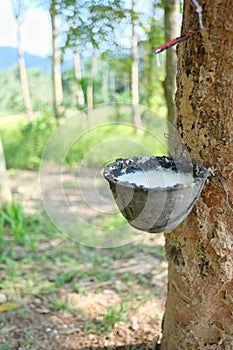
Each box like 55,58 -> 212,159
0,0 -> 51,57
0,0 -> 158,57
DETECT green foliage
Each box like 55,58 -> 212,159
0,344 -> 9,350
1,108 -> 167,171
1,114 -> 57,169
0,197 -> 166,344
0,66 -> 24,113
0,0 -> 168,126
0,202 -> 35,249
0,202 -> 24,241
140,11 -> 166,111
0,67 -> 52,115
52,299 -> 73,313
101,302 -> 127,332
60,0 -> 126,52
86,301 -> 128,334
62,67 -> 105,108
54,270 -> 77,287
73,282 -> 83,294
0,204 -> 57,261
27,68 -> 52,110
65,122 -> 167,168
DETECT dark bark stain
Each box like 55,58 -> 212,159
186,68 -> 191,77
198,244 -> 210,277
168,245 -> 185,266
198,258 -> 209,277
185,58 -> 193,78
198,42 -> 205,56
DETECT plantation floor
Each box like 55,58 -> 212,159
0,170 -> 167,350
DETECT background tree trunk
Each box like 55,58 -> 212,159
162,0 -> 180,145
87,53 -> 96,111
109,70 -> 116,103
161,0 -> 233,349
131,0 -> 142,130
13,0 -> 34,122
0,138 -> 12,206
73,49 -> 85,108
50,0 -> 64,119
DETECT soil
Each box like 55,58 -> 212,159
0,170 -> 167,350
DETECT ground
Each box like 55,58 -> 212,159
0,170 -> 167,350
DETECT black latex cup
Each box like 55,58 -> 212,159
103,156 -> 209,233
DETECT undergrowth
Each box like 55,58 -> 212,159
0,110 -> 167,170
0,201 -> 57,260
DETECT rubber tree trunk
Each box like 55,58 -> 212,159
87,53 -> 97,111
50,0 -> 64,119
131,0 -> 142,130
162,0 -> 180,129
161,1 -> 233,349
15,2 -> 34,122
0,138 -> 12,206
144,3 -> 159,110
73,50 -> 85,108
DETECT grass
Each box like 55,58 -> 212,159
54,270 -> 78,287
0,344 -> 9,350
0,106 -> 168,347
101,302 -> 128,331
0,202 -> 58,261
0,199 -> 166,347
86,301 -> 128,334
0,201 -> 34,247
52,299 -> 74,313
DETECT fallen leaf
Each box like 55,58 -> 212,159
60,328 -> 81,335
35,307 -> 51,314
0,302 -> 20,312
0,326 -> 16,335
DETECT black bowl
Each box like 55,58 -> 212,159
103,156 -> 209,233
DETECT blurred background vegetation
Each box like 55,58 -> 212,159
0,0 -> 182,172
0,2 -> 181,347
0,0 -> 182,249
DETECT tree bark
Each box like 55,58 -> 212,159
161,1 -> 233,349
0,138 -> 12,206
73,50 -> 85,107
50,0 -> 64,119
163,0 -> 180,127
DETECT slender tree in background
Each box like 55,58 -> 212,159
161,0 -> 233,348
50,0 -> 64,119
0,139 -> 12,206
131,0 -> 142,129
142,1 -> 164,110
73,49 -> 85,107
162,0 -> 180,127
87,53 -> 96,110
11,0 -> 34,122
62,0 -> 125,109
72,1 -> 85,108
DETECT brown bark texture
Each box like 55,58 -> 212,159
161,0 -> 233,349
